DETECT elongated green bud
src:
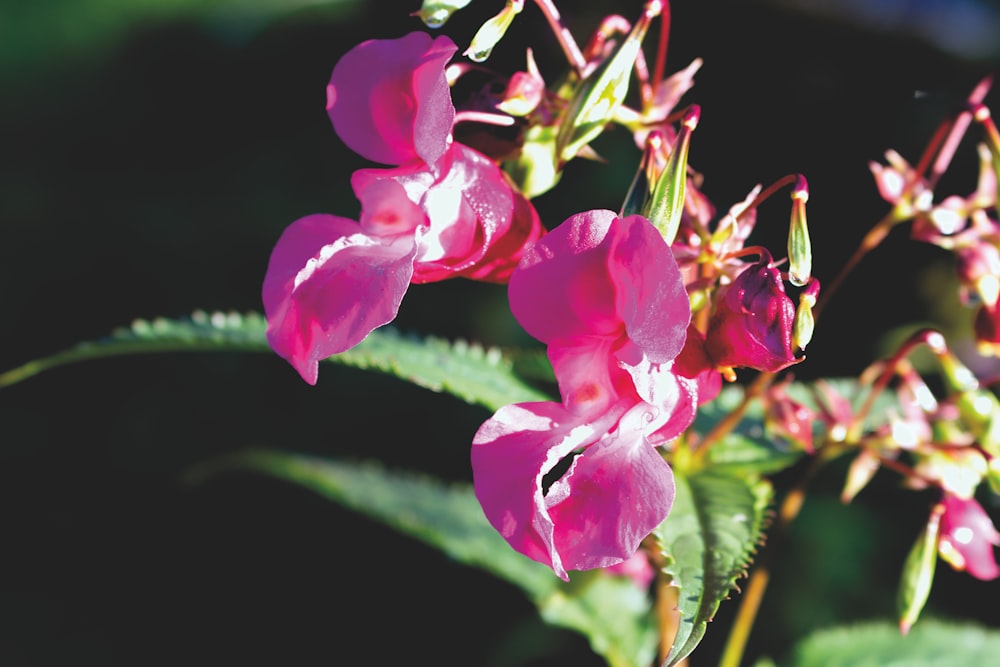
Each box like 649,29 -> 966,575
643,105 -> 699,244
620,131 -> 663,218
464,0 -> 524,62
788,175 -> 812,287
555,1 -> 661,163
793,278 -> 820,351
897,503 -> 943,635
415,0 -> 474,28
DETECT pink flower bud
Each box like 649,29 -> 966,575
705,255 -> 799,373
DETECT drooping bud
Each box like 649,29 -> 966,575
464,0 -> 524,62
897,503 -> 942,635
643,105 -> 699,244
793,278 -> 820,350
555,1 -> 661,163
787,174 -> 812,286
705,250 -> 800,373
415,0 -> 474,28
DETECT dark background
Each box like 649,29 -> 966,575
3,0 -> 1000,664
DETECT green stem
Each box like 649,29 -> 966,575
717,450 -> 831,667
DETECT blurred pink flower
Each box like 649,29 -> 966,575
263,32 -> 543,384
472,210 -> 696,580
939,494 -> 1000,581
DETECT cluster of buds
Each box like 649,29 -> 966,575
869,78 -> 1000,356
760,327 -> 1000,630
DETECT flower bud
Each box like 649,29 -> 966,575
841,448 -> 880,503
705,252 -> 799,373
415,0 -> 474,28
793,278 -> 820,351
643,106 -> 699,244
555,2 -> 660,163
897,503 -> 942,635
497,49 -> 544,116
464,0 -> 524,62
787,175 -> 812,286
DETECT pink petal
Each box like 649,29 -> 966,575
327,32 -> 456,166
509,209 -> 623,344
471,400 -> 674,580
941,494 -> 1000,581
611,215 -> 690,364
472,402 -> 604,580
545,403 -> 675,572
352,144 -> 544,283
547,335 -> 629,415
262,214 -> 417,384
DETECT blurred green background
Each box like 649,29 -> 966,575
3,0 -> 1000,664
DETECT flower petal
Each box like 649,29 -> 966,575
940,494 -> 1000,581
509,209 -> 621,344
327,32 -> 456,166
546,403 -> 675,572
471,401 -> 621,580
352,144 -> 544,283
262,214 -> 417,384
611,214 -> 690,364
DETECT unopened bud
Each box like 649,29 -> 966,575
416,0 -> 473,28
643,105 -> 699,244
898,503 -> 943,635
464,0 -> 524,62
841,448 -> 880,504
788,175 -> 812,286
793,278 -> 820,350
556,1 -> 660,163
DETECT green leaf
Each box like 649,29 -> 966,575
189,449 -> 657,667
779,618 -> 1000,666
0,311 -> 552,411
654,470 -> 772,666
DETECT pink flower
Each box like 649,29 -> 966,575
263,32 -> 544,384
705,253 -> 799,373
938,494 -> 1000,581
472,210 -> 696,580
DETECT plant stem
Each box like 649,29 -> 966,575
812,209 -> 900,321
717,452 -> 827,667
531,0 -> 587,74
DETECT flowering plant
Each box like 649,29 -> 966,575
6,0 -> 1000,665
